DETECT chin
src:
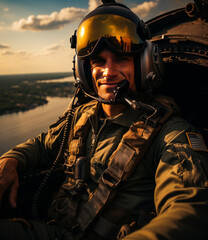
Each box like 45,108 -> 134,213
99,93 -> 115,100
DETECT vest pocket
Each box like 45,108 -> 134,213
64,138 -> 83,168
49,187 -> 80,230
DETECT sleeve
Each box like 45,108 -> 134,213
0,110 -> 71,174
124,117 -> 208,240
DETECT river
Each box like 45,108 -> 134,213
0,97 -> 71,156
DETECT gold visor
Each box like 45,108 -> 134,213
76,14 -> 143,58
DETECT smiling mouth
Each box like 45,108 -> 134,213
98,81 -> 121,86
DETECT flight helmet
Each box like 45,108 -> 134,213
70,0 -> 164,97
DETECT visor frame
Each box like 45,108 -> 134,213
76,14 -> 144,59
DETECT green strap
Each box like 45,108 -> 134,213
74,98 -> 178,238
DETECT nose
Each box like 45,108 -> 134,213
103,59 -> 118,79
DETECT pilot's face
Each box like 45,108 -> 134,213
90,49 -> 136,100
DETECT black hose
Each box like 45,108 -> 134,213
31,92 -> 77,220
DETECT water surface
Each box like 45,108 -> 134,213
0,97 -> 71,155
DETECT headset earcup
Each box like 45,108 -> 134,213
74,54 -> 95,94
139,40 -> 164,93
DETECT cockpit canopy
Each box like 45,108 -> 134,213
147,0 -> 208,129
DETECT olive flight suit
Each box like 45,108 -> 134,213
0,99 -> 208,240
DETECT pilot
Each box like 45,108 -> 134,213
0,1 -> 208,240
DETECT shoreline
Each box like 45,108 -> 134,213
0,72 -> 75,116
0,95 -> 73,116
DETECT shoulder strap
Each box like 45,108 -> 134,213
63,112 -> 91,170
73,96 -> 179,237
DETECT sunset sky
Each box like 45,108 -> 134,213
0,0 -> 191,75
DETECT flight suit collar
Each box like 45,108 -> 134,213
85,101 -> 141,128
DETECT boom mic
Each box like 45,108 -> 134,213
113,79 -> 129,98
113,79 -> 139,109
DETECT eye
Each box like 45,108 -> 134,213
117,56 -> 131,62
91,58 -> 105,67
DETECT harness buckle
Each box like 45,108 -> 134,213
101,170 -> 120,188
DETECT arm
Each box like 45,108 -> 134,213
0,158 -> 19,208
124,117 -> 208,239
0,109 -> 71,208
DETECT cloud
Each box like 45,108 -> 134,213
0,50 -> 13,55
12,7 -> 87,31
3,7 -> 9,12
0,49 -> 30,57
35,43 -> 63,56
0,23 -> 6,31
131,0 -> 159,18
0,42 -> 62,57
88,0 -> 100,12
10,0 -> 159,32
44,44 -> 61,52
0,43 -> 10,49
11,0 -> 102,32
42,43 -> 62,55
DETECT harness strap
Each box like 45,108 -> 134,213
74,97 -> 178,237
64,112 -> 91,170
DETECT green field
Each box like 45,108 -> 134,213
0,72 -> 75,115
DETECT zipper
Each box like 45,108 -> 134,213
91,126 -> 96,149
89,117 -> 107,159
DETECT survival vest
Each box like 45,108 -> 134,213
50,96 -> 179,239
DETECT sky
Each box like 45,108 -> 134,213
0,0 -> 192,75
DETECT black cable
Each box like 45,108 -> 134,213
31,91 -> 78,220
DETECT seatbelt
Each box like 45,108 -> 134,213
73,96 -> 179,238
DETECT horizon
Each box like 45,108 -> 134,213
0,71 -> 73,76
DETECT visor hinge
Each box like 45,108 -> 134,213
70,31 -> 77,49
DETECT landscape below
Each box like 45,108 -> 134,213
0,72 -> 75,115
